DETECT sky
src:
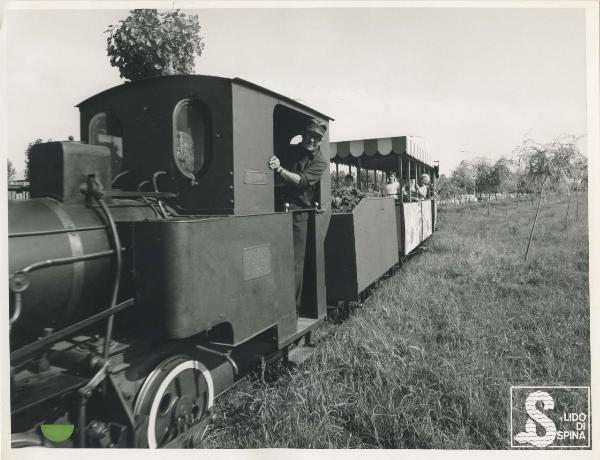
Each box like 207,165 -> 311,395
2,3 -> 590,177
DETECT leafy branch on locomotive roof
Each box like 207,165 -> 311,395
106,9 -> 205,82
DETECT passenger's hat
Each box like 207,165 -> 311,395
306,118 -> 327,138
420,173 -> 431,184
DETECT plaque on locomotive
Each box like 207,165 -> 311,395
243,244 -> 272,280
243,170 -> 268,185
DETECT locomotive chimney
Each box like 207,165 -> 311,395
28,141 -> 112,204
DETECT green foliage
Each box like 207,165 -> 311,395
563,153 -> 587,193
106,9 -> 205,81
450,160 -> 476,194
7,159 -> 16,181
331,186 -> 365,213
489,158 -> 513,192
472,158 -> 491,194
515,170 -> 536,194
514,135 -> 585,192
441,136 -> 585,200
436,174 -> 462,200
513,135 -> 585,261
471,157 -> 515,195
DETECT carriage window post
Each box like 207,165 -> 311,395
398,154 -> 403,199
430,165 -> 434,199
408,159 -> 412,201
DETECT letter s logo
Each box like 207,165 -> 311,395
514,390 -> 557,447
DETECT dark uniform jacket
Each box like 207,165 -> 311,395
275,144 -> 327,210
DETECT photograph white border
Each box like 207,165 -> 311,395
1,1 -> 599,460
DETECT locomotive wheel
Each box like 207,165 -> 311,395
133,355 -> 214,448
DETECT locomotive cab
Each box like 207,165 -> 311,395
70,76 -> 334,347
78,76 -> 332,217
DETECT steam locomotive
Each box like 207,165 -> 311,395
8,75 -> 437,448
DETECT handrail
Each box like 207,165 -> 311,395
9,225 -> 108,238
87,175 -> 123,362
10,298 -> 134,364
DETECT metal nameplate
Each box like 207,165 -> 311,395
244,171 -> 267,185
243,244 -> 272,280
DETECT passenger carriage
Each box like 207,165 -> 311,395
325,136 -> 438,303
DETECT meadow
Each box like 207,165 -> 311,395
204,194 -> 590,449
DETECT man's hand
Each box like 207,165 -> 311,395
269,154 -> 301,185
268,156 -> 281,171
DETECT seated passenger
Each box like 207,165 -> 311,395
403,179 -> 420,202
343,174 -> 355,189
416,173 -> 431,200
382,173 -> 400,198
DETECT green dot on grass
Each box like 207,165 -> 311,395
41,424 -> 75,442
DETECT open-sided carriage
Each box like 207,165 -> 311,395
325,136 -> 438,303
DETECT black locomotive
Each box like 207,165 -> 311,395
8,75 -> 437,448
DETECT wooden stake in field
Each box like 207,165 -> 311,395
525,177 -> 548,262
565,190 -> 572,229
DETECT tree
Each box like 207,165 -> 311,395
451,160 -> 476,195
7,159 -> 16,182
563,153 -> 587,225
106,9 -> 205,82
436,173 -> 461,202
514,135 -> 583,261
489,157 -> 513,193
473,158 -> 493,197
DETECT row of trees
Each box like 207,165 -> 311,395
437,136 -> 587,201
438,135 -> 587,262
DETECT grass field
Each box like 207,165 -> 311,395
204,194 -> 590,449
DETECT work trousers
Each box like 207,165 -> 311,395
292,211 -> 309,313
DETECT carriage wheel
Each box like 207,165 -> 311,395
133,355 -> 214,448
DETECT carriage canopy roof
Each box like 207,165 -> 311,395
330,136 -> 434,170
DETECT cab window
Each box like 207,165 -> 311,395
88,112 -> 123,177
173,99 -> 209,180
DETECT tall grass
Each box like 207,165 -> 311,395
204,195 -> 590,449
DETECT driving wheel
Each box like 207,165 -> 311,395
133,355 -> 214,448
